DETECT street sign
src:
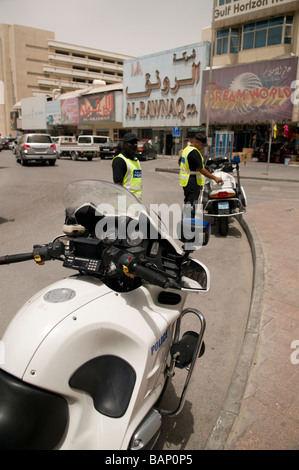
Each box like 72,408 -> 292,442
173,126 -> 180,137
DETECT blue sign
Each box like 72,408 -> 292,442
173,126 -> 180,137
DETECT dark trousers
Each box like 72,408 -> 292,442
183,176 -> 202,219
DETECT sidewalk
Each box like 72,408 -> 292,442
158,160 -> 299,450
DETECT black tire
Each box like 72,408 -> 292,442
87,156 -> 92,161
219,217 -> 228,236
21,156 -> 27,166
48,160 -> 56,166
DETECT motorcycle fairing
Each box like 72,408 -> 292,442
1,277 -> 184,449
69,355 -> 136,418
0,368 -> 68,450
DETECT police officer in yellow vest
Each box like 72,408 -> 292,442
112,133 -> 142,200
179,133 -> 223,216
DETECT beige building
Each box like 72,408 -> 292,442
0,24 -> 133,137
212,0 -> 299,67
201,0 -> 299,157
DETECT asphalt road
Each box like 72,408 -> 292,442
0,150 -> 253,450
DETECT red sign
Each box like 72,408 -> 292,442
78,93 -> 115,123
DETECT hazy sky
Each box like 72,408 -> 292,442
0,0 -> 213,57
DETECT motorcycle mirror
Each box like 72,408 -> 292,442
180,259 -> 210,291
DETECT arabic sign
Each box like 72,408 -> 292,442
123,42 -> 210,128
78,92 -> 115,124
201,58 -> 298,124
214,0 -> 296,22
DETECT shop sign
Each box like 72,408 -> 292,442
214,0 -> 296,22
61,97 -> 79,125
123,42 -> 210,128
46,100 -> 61,126
201,57 -> 298,123
21,96 -> 47,129
78,92 -> 115,124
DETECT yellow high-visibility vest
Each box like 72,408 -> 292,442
179,146 -> 205,187
112,154 -> 142,199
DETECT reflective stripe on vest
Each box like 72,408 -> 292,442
112,154 -> 142,199
179,146 -> 205,187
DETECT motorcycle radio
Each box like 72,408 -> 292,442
63,237 -> 102,273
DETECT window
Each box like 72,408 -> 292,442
27,135 -> 51,144
216,15 -> 293,55
217,29 -> 229,55
230,28 -> 240,53
217,28 -> 240,54
218,0 -> 238,4
284,16 -> 293,44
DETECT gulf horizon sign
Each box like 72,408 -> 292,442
214,0 -> 296,22
200,57 -> 298,123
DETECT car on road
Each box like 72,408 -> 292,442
15,133 -> 57,166
136,142 -> 157,161
1,138 -> 14,150
99,141 -> 123,159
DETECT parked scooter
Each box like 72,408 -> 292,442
201,154 -> 247,236
0,179 -> 211,450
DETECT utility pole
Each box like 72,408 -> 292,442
206,0 -> 216,153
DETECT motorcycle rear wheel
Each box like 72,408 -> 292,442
219,217 -> 228,236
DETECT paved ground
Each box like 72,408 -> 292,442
205,162 -> 299,450
158,160 -> 299,450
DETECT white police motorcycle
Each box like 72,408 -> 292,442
201,154 -> 247,236
0,180 -> 211,450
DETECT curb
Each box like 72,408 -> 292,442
155,167 -> 299,184
203,215 -> 265,449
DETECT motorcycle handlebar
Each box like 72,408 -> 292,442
127,260 -> 171,289
0,253 -> 34,265
0,241 -> 65,266
108,249 -> 171,288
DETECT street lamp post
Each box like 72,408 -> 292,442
205,0 -> 216,153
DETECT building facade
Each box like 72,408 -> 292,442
123,42 -> 210,155
0,24 -> 133,138
201,0 -> 299,159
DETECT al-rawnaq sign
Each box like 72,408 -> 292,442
123,42 -> 210,128
201,57 -> 298,123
